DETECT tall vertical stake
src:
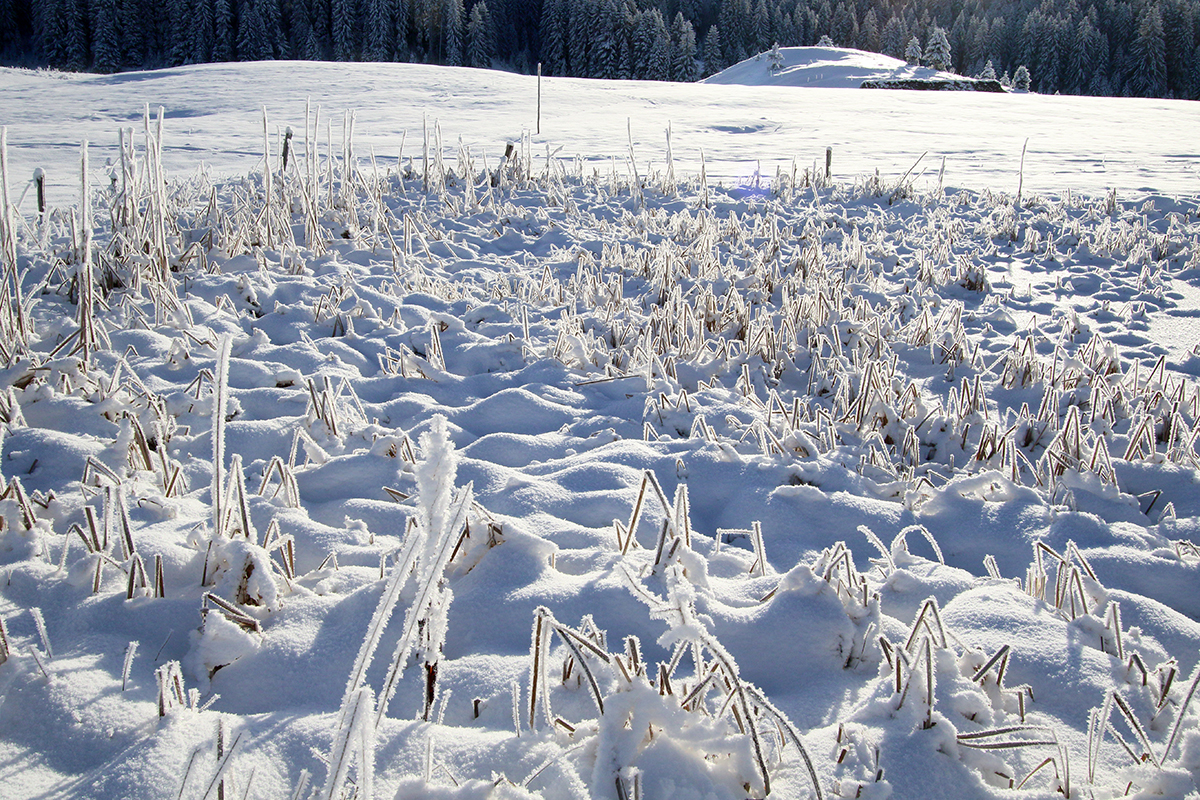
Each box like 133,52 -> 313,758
537,62 -> 542,136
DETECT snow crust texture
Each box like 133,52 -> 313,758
1,66 -> 1200,800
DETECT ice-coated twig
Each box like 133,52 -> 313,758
321,686 -> 374,800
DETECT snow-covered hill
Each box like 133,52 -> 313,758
0,59 -> 1197,209
703,46 -> 980,89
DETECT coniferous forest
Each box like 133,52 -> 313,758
0,0 -> 1197,98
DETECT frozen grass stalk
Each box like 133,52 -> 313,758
212,336 -> 232,540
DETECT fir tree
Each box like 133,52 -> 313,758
365,0 -> 395,60
860,8 -> 879,53
635,8 -> 669,80
169,0 -> 191,65
566,0 -> 589,75
466,0 -> 493,67
237,0 -> 272,60
0,0 -> 17,52
212,0 -> 233,60
767,40 -> 783,70
704,23 -> 724,74
671,12 -> 697,81
92,0 -> 122,71
191,0 -> 216,62
1128,4 -> 1167,97
1162,0 -> 1195,98
924,25 -> 951,71
539,0 -> 566,74
331,0 -> 357,60
592,0 -> 621,78
1034,14 -> 1062,93
443,0 -> 463,66
65,0 -> 89,69
978,58 -> 996,80
752,0 -> 770,54
831,2 -> 855,47
817,33 -> 833,47
717,0 -> 746,66
1013,63 -> 1031,90
881,15 -> 904,58
1069,13 -> 1106,95
904,34 -> 921,64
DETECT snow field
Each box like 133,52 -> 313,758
0,84 -> 1199,800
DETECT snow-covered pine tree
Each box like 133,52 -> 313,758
169,0 -> 192,65
949,12 -> 969,72
64,0 -> 89,69
965,17 -> 987,74
817,33 -> 833,47
1035,13 -> 1062,93
717,0 -> 747,66
37,0 -> 65,65
671,12 -> 697,81
191,0 -> 216,62
1069,11 -> 1105,95
1127,4 -> 1167,97
1162,0 -> 1195,99
904,34 -> 921,64
814,0 -> 832,43
0,0 -> 17,52
704,23 -> 724,74
92,0 -> 122,71
443,0 -> 463,66
637,8 -> 670,80
591,0 -> 621,78
566,0 -> 590,76
978,58 -> 996,80
211,0 -> 233,60
466,0 -> 493,68
924,25 -> 951,70
881,15 -> 904,58
831,2 -> 855,47
332,0 -> 357,60
286,0 -> 313,58
539,0 -> 566,74
1013,63 -> 1031,90
237,0 -> 271,59
767,41 -> 783,71
752,0 -> 771,54
365,0 -> 394,60
861,8 -> 879,53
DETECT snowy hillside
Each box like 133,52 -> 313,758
0,61 -> 1199,800
704,46 -> 978,89
0,60 -> 1197,211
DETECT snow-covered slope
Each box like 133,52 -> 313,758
0,60 -> 1197,208
703,46 -> 976,88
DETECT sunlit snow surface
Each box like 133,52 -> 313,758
1,58 -> 1199,207
704,45 -> 968,88
0,58 -> 1200,800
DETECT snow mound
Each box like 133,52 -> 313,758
704,46 -> 983,89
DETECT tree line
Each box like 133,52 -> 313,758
1,0 -> 1197,98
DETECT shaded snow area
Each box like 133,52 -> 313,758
1,63 -> 1200,800
704,46 -> 974,89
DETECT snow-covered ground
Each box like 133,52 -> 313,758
1,57 -> 1198,210
1,57 -> 1200,800
703,45 -> 972,89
